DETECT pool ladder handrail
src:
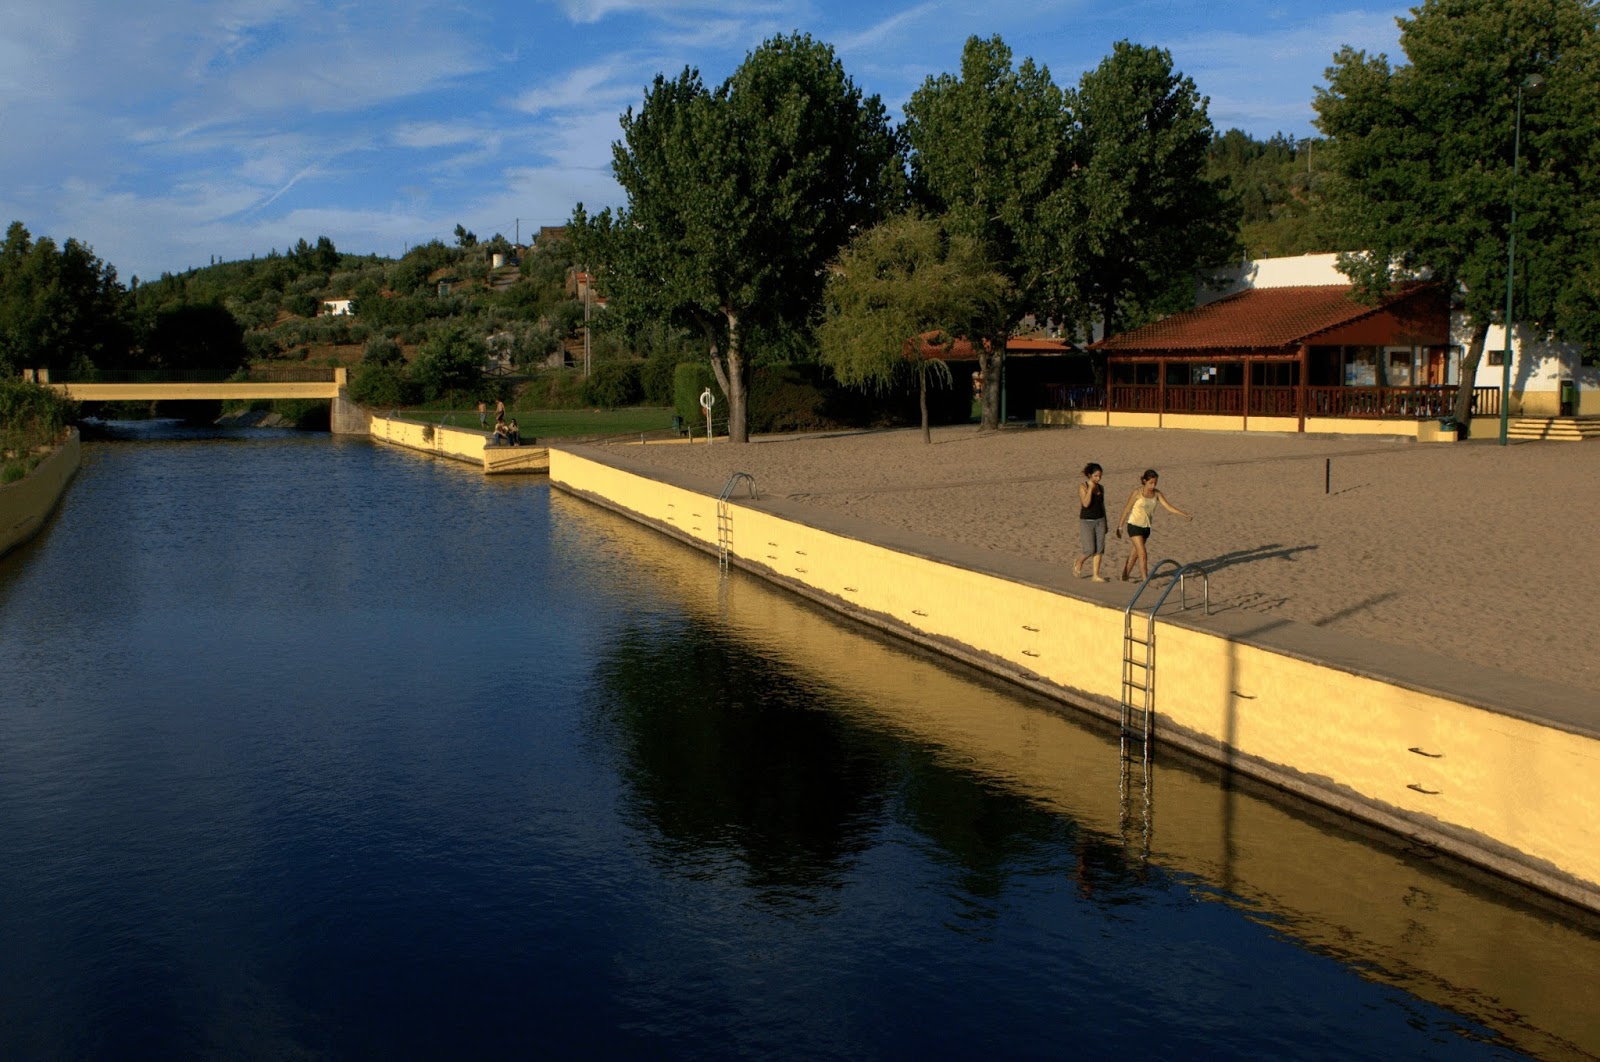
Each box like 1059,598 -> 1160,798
716,472 -> 758,572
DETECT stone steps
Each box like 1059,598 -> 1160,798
1506,416 -> 1600,441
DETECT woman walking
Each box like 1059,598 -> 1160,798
1073,462 -> 1109,582
1115,469 -> 1192,582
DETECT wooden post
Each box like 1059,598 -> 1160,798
1297,344 -> 1309,433
1242,356 -> 1252,433
1157,357 -> 1166,429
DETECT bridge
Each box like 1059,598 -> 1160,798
26,366 -> 345,402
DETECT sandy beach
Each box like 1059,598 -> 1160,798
595,425 -> 1600,695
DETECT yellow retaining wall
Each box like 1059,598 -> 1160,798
368,413 -> 487,467
550,447 -> 1600,912
367,412 -> 548,473
0,428 -> 81,558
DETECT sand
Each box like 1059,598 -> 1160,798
593,424 -> 1600,695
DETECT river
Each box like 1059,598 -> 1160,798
1,424 -> 1597,1060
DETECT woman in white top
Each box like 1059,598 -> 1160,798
1115,469 -> 1192,582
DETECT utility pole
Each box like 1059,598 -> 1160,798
583,263 -> 592,377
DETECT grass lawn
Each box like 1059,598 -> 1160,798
401,406 -> 677,440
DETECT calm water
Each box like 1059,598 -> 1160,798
2,425 -> 1598,1060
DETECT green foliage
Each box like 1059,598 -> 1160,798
903,37 -> 1070,428
672,360 -> 717,426
1061,41 -> 1239,334
349,361 -> 416,407
581,360 -> 644,408
818,213 -> 1010,440
0,221 -> 131,377
1207,130 -> 1332,257
411,323 -> 486,401
1315,0 -> 1600,412
0,378 -> 76,480
362,335 -> 404,366
144,303 -> 248,372
591,31 -> 903,441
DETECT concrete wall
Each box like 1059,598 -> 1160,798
0,428 -> 80,558
367,413 -> 488,467
366,412 -> 548,473
549,446 -> 1600,913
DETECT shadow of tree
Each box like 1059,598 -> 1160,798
1311,591 -> 1399,626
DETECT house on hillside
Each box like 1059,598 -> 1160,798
1081,253 -> 1599,438
320,298 -> 353,316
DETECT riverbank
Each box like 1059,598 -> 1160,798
548,426 -> 1600,913
0,427 -> 80,559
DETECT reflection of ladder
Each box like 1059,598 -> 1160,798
1118,559 -> 1210,857
716,472 -> 759,572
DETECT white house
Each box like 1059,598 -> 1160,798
320,298 -> 354,317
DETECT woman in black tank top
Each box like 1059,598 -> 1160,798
1074,462 -> 1109,581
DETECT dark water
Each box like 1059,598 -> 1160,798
2,426 -> 1597,1060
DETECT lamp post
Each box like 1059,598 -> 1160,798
1499,73 -> 1544,445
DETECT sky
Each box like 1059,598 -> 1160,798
0,0 -> 1408,283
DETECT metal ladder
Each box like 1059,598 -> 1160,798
1120,559 -> 1210,758
716,472 -> 758,572
1118,559 -> 1209,860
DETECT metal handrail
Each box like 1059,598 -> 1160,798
715,472 -> 758,572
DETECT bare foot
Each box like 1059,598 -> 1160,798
1091,575 -> 1108,583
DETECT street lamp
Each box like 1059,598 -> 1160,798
1500,73 -> 1544,445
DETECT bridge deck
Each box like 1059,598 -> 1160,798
51,382 -> 343,401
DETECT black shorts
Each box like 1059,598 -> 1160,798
1126,523 -> 1150,539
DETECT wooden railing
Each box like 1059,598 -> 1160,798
1104,384 -> 1501,420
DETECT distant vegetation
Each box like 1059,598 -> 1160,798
0,378 -> 76,483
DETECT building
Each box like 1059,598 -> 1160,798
1083,253 -> 1598,438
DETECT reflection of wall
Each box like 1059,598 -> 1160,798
554,491 -> 1600,1060
550,448 -> 1600,922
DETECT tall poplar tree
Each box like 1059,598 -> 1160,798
589,34 -> 900,443
1058,42 -> 1238,338
1315,0 -> 1600,425
902,36 -> 1072,431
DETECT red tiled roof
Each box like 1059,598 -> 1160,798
1093,283 -> 1434,352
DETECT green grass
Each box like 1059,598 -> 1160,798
401,406 -> 676,439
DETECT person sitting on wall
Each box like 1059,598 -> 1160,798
492,421 -> 508,446
507,419 -> 520,446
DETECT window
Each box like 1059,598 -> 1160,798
1487,350 -> 1505,367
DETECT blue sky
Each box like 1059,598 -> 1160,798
0,0 -> 1406,283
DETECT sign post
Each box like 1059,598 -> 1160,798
699,388 -> 716,444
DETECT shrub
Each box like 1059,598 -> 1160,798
349,362 -> 416,407
581,360 -> 643,409
0,378 -> 76,455
672,361 -> 717,427
747,363 -> 835,434
362,335 -> 404,366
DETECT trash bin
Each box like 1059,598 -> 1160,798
671,414 -> 684,434
1560,379 -> 1575,417
1438,416 -> 1458,438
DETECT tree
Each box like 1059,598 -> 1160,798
902,36 -> 1072,430
143,304 -> 247,373
412,322 -> 485,401
0,221 -> 130,378
454,224 -> 478,249
1059,41 -> 1239,337
818,215 -> 1011,442
589,32 -> 901,442
1315,0 -> 1600,425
